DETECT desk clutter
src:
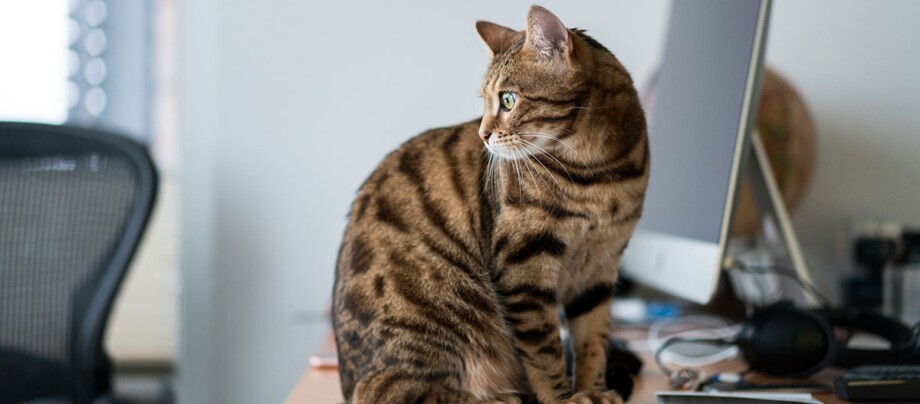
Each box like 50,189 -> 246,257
305,297 -> 920,403
306,316 -> 920,402
646,302 -> 920,402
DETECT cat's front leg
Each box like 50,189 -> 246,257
495,266 -> 572,403
564,281 -> 616,393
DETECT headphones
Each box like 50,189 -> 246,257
735,301 -> 920,377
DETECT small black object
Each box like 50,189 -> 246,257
900,229 -> 920,264
563,335 -> 642,400
606,364 -> 634,399
606,337 -> 641,399
854,237 -> 899,273
835,364 -> 920,402
843,275 -> 883,311
608,337 -> 643,376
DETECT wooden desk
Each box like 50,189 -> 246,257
286,327 -> 848,403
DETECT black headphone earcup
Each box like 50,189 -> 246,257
819,308 -> 920,368
736,302 -> 837,377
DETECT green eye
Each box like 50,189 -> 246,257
500,92 -> 517,111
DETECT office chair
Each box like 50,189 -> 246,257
0,122 -> 158,404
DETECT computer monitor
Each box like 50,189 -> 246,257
620,0 -> 771,304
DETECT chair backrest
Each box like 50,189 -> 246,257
0,122 -> 158,403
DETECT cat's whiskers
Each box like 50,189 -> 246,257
482,153 -> 490,195
519,147 -> 562,204
515,147 -> 538,185
518,139 -> 575,184
519,141 -> 568,197
516,132 -> 581,161
485,136 -> 577,201
516,145 -> 555,202
523,145 -> 565,190
481,146 -> 499,198
569,105 -> 608,111
489,154 -> 500,197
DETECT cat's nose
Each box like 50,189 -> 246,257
479,130 -> 492,143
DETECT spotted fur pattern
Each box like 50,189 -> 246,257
332,6 -> 648,403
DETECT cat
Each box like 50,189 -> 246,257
332,6 -> 648,404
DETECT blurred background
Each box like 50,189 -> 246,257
1,0 -> 918,402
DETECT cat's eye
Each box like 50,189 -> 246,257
499,92 -> 517,111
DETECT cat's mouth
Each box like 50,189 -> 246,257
484,135 -> 537,161
485,133 -> 554,161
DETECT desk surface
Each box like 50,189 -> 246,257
286,328 -> 848,404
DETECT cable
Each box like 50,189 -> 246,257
654,336 -> 733,376
728,261 -> 831,308
649,263 -> 834,379
648,315 -> 741,376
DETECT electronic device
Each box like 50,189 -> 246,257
735,301 -> 920,377
835,365 -> 920,402
844,223 -> 903,309
620,0 -> 791,304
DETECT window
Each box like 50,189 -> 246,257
0,0 -> 69,123
0,0 -> 156,143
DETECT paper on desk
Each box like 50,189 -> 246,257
656,391 -> 821,404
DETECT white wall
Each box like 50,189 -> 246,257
766,0 -> 920,291
179,1 -> 920,402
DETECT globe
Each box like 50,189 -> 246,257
730,68 -> 817,237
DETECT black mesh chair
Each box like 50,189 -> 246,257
0,122 -> 158,404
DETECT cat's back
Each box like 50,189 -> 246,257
341,118 -> 489,248
332,118 -> 511,399
360,119 -> 485,197
333,116 -> 494,313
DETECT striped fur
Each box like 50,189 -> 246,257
332,6 -> 647,403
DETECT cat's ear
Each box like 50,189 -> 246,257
476,21 -> 518,57
523,6 -> 573,66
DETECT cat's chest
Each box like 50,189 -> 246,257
566,197 -> 640,260
494,185 -> 640,262
569,211 -> 622,255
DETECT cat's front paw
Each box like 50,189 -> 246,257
560,390 -> 623,404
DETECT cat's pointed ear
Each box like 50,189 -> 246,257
476,21 -> 517,57
523,6 -> 573,65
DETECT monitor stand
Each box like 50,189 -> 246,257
733,130 -> 818,304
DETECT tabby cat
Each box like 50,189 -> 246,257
332,6 -> 649,403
